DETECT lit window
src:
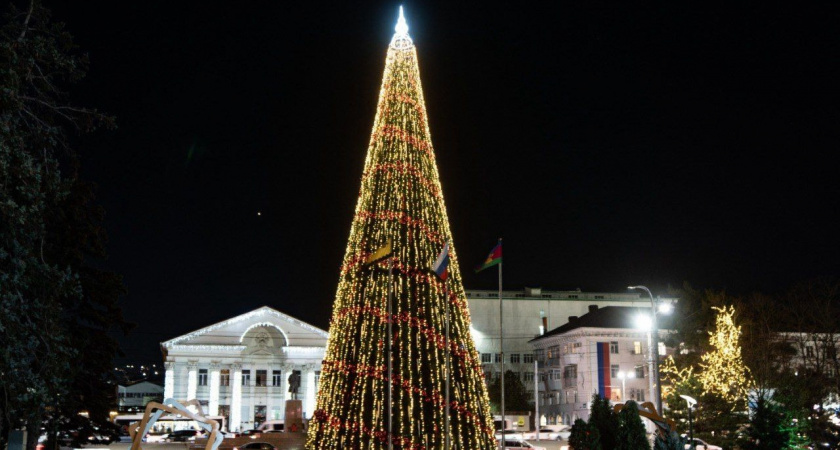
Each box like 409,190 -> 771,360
634,341 -> 642,355
658,342 -> 666,356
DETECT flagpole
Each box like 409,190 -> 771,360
498,238 -> 504,450
387,255 -> 394,450
444,280 -> 451,450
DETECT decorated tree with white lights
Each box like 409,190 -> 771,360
306,9 -> 496,450
699,305 -> 753,405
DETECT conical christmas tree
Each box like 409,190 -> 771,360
307,8 -> 496,450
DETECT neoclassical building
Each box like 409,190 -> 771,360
161,306 -> 327,432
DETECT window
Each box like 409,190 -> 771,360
524,372 -> 535,382
198,369 -> 208,386
563,364 -> 577,387
481,353 -> 491,363
806,346 -> 815,358
510,353 -> 520,363
610,341 -> 619,354
568,295 -> 578,299
272,370 -> 282,387
595,295 -> 604,299
495,353 -> 502,363
256,370 -> 267,387
220,370 -> 230,386
610,388 -> 621,402
548,346 -> 560,359
542,294 -> 552,298
658,342 -> 666,356
610,365 -> 619,378
523,354 -> 535,364
635,366 -> 645,379
632,388 -> 645,402
571,342 -> 582,354
633,341 -> 642,355
535,349 -> 545,362
242,370 -> 251,386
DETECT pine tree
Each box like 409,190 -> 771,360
306,9 -> 495,450
616,401 -> 650,450
569,419 -> 601,450
588,394 -> 619,450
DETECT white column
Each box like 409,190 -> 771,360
279,365 -> 289,419
187,362 -> 198,400
164,362 -> 175,400
304,365 -> 316,419
209,363 -> 221,416
231,363 -> 242,432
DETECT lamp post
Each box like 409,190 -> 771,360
617,371 -> 635,402
629,285 -> 664,415
680,395 -> 697,449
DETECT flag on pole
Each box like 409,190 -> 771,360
364,238 -> 393,265
432,242 -> 450,280
475,241 -> 502,273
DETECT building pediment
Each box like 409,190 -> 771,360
161,306 -> 328,352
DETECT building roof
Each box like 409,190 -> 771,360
530,306 -> 673,343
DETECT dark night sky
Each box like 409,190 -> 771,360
44,1 -> 840,362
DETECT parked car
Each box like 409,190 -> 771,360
256,420 -> 284,432
501,439 -> 546,450
168,429 -> 201,442
145,433 -> 169,443
521,426 -> 571,441
233,442 -> 278,450
686,438 -> 723,450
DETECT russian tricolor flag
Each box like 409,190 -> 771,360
433,242 -> 450,280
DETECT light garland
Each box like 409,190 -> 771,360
306,10 -> 495,450
699,306 -> 753,405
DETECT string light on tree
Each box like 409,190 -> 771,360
306,8 -> 496,450
699,305 -> 753,406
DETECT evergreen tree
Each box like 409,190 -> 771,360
588,393 -> 619,450
653,431 -> 687,450
487,370 -> 533,413
569,418 -> 601,450
617,401 -> 650,450
739,394 -> 790,450
306,9 -> 494,450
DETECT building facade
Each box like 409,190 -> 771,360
465,288 -> 667,397
529,306 -> 671,427
161,306 -> 327,432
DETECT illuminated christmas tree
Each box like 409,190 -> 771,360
699,306 -> 753,406
306,8 -> 496,450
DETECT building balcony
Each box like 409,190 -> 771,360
546,378 -> 563,392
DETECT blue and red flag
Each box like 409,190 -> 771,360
433,242 -> 450,280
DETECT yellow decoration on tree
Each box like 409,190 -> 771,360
699,306 -> 753,405
305,8 -> 496,450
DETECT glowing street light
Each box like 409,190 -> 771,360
628,285 -> 672,416
617,370 -> 635,401
680,395 -> 698,449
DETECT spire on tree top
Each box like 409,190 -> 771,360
391,6 -> 413,49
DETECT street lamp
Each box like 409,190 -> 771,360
628,285 -> 665,415
680,395 -> 697,450
617,371 -> 635,402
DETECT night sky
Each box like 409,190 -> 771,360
45,1 -> 840,362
